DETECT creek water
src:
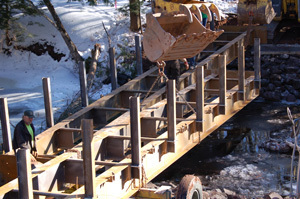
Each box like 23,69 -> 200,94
153,97 -> 300,198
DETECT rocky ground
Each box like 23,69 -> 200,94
227,50 -> 300,103
260,54 -> 300,103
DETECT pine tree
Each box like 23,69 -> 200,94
0,0 -> 82,64
0,0 -> 40,46
129,0 -> 141,32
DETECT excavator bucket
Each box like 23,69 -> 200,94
237,0 -> 276,25
143,13 -> 224,62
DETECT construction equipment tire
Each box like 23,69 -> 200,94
175,175 -> 203,199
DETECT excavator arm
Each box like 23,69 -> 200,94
143,0 -> 224,62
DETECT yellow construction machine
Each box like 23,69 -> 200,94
143,0 -> 224,62
237,0 -> 276,25
237,0 -> 300,24
273,0 -> 300,21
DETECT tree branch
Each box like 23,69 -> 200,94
87,43 -> 101,90
102,22 -> 111,48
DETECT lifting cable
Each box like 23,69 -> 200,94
140,62 -> 197,115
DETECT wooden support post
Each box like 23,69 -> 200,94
129,96 -> 142,179
42,78 -> 54,128
219,55 -> 226,114
167,80 -> 176,152
17,149 -> 33,199
196,66 -> 204,132
254,38 -> 261,94
135,35 -> 143,75
81,119 -> 96,198
238,40 -> 245,101
0,98 -> 12,153
109,47 -> 118,90
79,61 -> 89,107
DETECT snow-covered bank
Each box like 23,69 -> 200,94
0,50 -> 79,133
0,0 -> 146,136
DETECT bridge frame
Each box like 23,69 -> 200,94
0,32 -> 260,198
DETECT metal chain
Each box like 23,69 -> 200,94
161,72 -> 197,115
139,66 -> 197,115
140,73 -> 161,105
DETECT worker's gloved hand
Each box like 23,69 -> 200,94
182,58 -> 189,70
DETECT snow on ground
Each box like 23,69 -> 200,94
0,0 -> 237,139
0,0 -> 147,137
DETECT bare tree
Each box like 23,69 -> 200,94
87,44 -> 101,90
42,0 -> 83,64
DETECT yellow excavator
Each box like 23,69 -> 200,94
237,0 -> 299,24
237,0 -> 276,25
143,0 -> 299,62
273,0 -> 300,21
143,0 -> 224,62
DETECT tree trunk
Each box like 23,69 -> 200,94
88,0 -> 97,5
4,2 -> 12,47
43,0 -> 83,64
130,0 -> 141,32
87,43 -> 101,90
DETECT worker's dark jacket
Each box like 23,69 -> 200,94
165,60 -> 180,88
12,120 -> 36,153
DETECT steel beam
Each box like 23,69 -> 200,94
254,38 -> 261,94
0,98 -> 12,153
17,149 -> 33,199
167,80 -> 176,153
130,96 -> 142,179
82,119 -> 96,198
238,40 -> 245,101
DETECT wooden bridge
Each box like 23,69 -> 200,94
0,31 -> 261,198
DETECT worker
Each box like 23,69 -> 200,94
12,110 -> 38,161
164,59 -> 189,89
187,12 -> 208,68
202,12 -> 208,27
